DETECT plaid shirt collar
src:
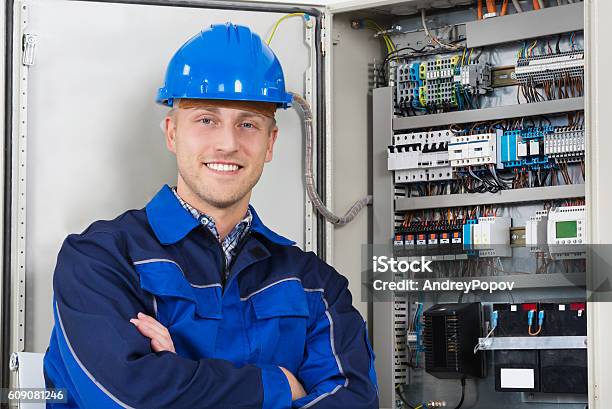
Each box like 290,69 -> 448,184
171,187 -> 252,269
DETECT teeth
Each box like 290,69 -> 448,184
206,163 -> 239,172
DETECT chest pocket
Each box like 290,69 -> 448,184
135,260 -> 222,359
248,278 -> 310,372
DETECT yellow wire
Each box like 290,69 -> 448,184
365,19 -> 396,52
366,25 -> 394,53
384,36 -> 395,53
266,13 -> 306,45
527,40 -> 538,57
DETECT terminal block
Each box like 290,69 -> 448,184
395,55 -> 492,112
513,50 -> 584,84
544,126 -> 585,163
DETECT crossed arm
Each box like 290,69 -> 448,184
130,312 -> 307,400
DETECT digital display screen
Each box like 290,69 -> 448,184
556,220 -> 578,239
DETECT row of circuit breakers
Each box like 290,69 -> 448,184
419,302 -> 586,394
387,125 -> 584,184
393,205 -> 585,259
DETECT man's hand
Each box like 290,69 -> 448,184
279,367 -> 307,401
129,314 -> 306,400
130,312 -> 176,353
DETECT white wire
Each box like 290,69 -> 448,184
512,0 -> 523,12
420,8 -> 457,50
474,327 -> 495,354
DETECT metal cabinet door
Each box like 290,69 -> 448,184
8,0 -> 319,353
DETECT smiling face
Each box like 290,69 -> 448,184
164,101 -> 278,211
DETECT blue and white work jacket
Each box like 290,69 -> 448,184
43,185 -> 379,408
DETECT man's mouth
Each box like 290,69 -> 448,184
204,162 -> 242,173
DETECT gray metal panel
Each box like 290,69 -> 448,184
21,0 -> 312,352
478,336 -> 587,350
327,0 -> 473,14
330,14 -> 383,321
372,87 -> 395,409
395,184 -> 586,211
393,97 -> 584,131
0,0 -> 8,391
585,1 -> 612,408
466,2 -> 584,49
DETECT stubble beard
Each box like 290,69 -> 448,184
178,163 -> 263,210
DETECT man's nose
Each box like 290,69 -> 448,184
214,124 -> 240,153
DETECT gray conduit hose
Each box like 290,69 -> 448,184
290,92 -> 373,226
512,0 -> 523,12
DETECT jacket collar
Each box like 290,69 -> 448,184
145,184 -> 295,246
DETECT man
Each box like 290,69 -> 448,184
43,23 -> 378,408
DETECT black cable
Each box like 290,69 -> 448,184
454,377 -> 467,409
380,45 -> 442,84
396,384 -> 417,409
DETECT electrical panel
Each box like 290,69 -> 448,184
363,1 -> 588,408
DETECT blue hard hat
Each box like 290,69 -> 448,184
157,23 -> 292,108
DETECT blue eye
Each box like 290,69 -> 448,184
241,122 -> 254,129
199,118 -> 214,125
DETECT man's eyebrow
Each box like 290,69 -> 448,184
189,107 -> 221,114
235,111 -> 267,121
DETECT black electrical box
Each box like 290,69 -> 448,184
423,302 -> 486,379
492,303 -> 540,392
494,350 -> 539,392
539,301 -> 587,394
539,301 -> 586,336
493,302 -> 537,336
540,349 -> 588,394
492,302 -> 587,395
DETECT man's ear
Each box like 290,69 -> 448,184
264,126 -> 279,163
164,115 -> 177,154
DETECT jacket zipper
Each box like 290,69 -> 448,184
222,231 -> 252,295
198,226 -> 227,288
199,225 -> 252,294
